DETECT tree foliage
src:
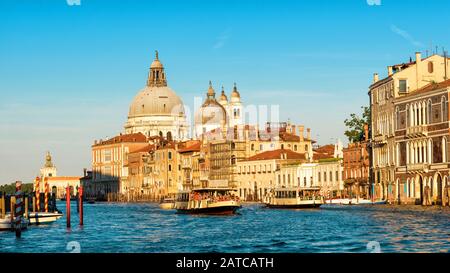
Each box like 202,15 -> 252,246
0,182 -> 34,194
344,106 -> 370,143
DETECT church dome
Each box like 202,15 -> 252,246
219,86 -> 228,105
231,83 -> 241,100
128,86 -> 185,118
195,82 -> 227,127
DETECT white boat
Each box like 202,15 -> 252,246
266,187 -> 324,209
159,197 -> 175,210
27,211 -> 63,224
325,198 -> 387,205
175,188 -> 241,215
0,215 -> 30,231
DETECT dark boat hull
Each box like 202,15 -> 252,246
176,205 -> 240,215
266,203 -> 322,209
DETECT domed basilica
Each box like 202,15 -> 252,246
124,51 -> 189,140
124,51 -> 244,140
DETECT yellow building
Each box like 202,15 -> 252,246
370,52 -> 450,201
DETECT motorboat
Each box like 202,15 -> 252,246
266,187 -> 324,209
27,211 -> 63,225
159,197 -> 175,210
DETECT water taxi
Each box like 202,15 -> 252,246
159,197 -> 175,210
174,188 -> 241,215
266,187 -> 324,209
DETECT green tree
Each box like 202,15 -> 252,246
344,106 -> 370,143
0,182 -> 34,194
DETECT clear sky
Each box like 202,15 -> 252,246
1,0 -> 450,184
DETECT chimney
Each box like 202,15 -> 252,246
415,52 -> 422,63
416,52 -> 422,90
373,73 -> 379,83
291,125 -> 296,135
298,125 -> 305,141
83,168 -> 87,177
364,124 -> 369,142
388,66 -> 393,76
306,128 -> 311,140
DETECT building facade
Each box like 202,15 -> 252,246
370,52 -> 450,205
370,52 -> 450,202
343,125 -> 370,198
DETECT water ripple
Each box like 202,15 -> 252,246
0,202 -> 449,252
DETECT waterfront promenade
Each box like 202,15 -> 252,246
0,202 -> 448,253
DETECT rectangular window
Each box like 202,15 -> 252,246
104,149 -> 112,162
399,80 -> 407,93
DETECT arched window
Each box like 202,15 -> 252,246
406,104 -> 410,127
441,96 -> 448,122
395,107 -> 400,130
428,61 -> 434,73
428,100 -> 432,124
251,144 -> 255,151
442,137 -> 447,163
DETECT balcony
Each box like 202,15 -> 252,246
372,134 -> 387,146
406,163 -> 429,173
406,125 -> 428,138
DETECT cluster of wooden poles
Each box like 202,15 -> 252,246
0,181 -> 84,238
66,185 -> 84,228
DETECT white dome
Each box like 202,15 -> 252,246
128,86 -> 185,118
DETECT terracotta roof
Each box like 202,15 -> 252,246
130,144 -> 155,153
246,149 -> 305,161
178,141 -> 201,153
314,144 -> 335,154
93,133 -> 147,146
410,79 -> 450,95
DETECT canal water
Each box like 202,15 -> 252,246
0,202 -> 449,253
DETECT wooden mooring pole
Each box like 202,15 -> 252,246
0,192 -> 5,219
14,181 -> 23,238
66,186 -> 71,228
78,186 -> 83,226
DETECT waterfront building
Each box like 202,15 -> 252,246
312,143 -> 344,197
370,52 -> 450,202
236,149 -> 307,201
177,140 -> 202,190
342,125 -> 370,199
124,51 -> 189,140
126,144 -> 155,198
394,79 -> 450,205
90,132 -> 148,199
36,152 -> 82,199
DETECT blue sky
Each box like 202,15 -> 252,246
1,0 -> 450,184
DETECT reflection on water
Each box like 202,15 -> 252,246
0,202 -> 449,253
